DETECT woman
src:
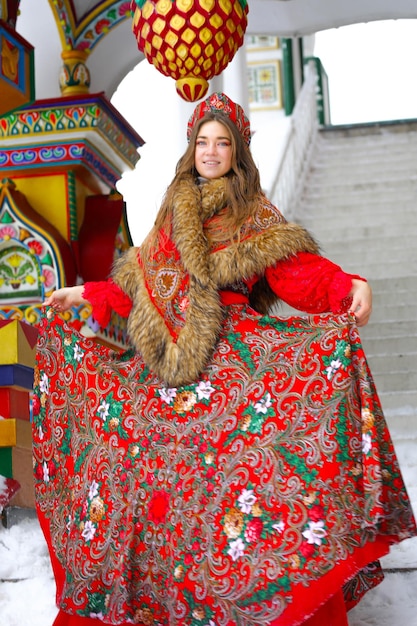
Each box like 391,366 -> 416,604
34,92 -> 416,626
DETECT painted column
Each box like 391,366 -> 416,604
59,49 -> 91,96
292,37 -> 304,98
281,38 -> 295,116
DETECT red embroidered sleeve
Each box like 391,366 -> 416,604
265,251 -> 366,314
82,280 -> 133,327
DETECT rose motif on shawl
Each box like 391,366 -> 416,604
245,517 -> 264,543
223,507 -> 244,538
173,390 -> 197,413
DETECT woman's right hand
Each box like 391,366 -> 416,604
349,279 -> 372,327
42,285 -> 86,312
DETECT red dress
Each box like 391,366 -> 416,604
33,251 -> 416,626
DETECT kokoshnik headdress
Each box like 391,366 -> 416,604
187,92 -> 252,146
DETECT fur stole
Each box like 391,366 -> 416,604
112,176 -> 319,387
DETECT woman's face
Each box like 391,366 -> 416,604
194,120 -> 233,179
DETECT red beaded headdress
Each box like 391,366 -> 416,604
187,92 -> 251,146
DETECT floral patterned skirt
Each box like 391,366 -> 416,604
32,306 -> 416,626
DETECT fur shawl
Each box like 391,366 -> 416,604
112,176 -> 319,387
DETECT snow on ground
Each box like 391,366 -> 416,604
0,516 -> 58,625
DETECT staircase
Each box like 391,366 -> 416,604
284,121 -> 417,600
294,121 -> 417,411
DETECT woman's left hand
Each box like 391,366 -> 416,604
349,279 -> 372,326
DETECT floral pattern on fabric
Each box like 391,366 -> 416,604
32,307 -> 416,626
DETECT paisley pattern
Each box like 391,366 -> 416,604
253,198 -> 285,230
32,306 -> 416,626
139,234 -> 190,338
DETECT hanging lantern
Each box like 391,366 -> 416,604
131,0 -> 249,102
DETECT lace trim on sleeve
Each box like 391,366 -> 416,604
265,252 -> 366,314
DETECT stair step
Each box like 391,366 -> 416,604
378,390 -> 417,412
365,352 -> 417,374
299,196 -> 417,212
371,292 -> 417,307
383,405 -> 417,438
301,181 -> 417,194
311,157 -> 417,170
372,294 -> 417,309
308,165 -> 417,178
360,319 -> 417,339
314,153 -> 417,168
361,334 -> 417,356
335,262 -> 417,280
308,218 -> 417,232
367,306 -> 417,323
299,214 -> 415,230
369,276 -> 417,292
318,245 -> 416,262
313,246 -> 415,266
298,219 -> 417,237
370,369 -> 417,393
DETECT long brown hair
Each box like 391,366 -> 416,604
143,112 -> 263,253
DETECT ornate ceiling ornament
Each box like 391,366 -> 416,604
131,0 -> 249,102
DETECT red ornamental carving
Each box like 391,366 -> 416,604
131,0 -> 249,102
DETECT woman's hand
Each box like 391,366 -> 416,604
349,279 -> 372,327
42,286 -> 86,312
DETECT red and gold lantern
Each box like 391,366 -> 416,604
131,0 -> 249,102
